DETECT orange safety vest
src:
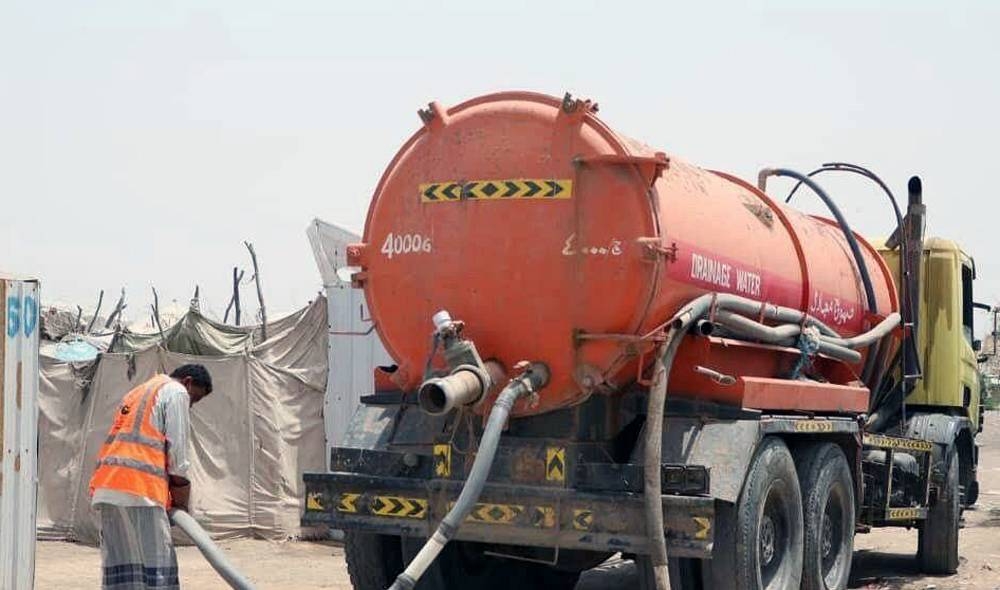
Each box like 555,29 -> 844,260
89,374 -> 174,507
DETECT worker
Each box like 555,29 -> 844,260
89,364 -> 214,590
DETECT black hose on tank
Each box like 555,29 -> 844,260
759,168 -> 880,384
783,162 -> 922,412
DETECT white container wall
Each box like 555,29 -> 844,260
0,277 -> 40,590
307,219 -> 393,454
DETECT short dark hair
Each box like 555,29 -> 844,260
170,364 -> 213,394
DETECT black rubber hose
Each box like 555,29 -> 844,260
168,509 -> 256,590
782,162 -> 918,398
760,168 -> 880,384
388,365 -> 549,590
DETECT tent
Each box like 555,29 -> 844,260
36,297 -> 328,544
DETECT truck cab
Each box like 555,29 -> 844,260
878,237 -> 983,505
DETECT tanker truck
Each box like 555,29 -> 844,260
302,91 -> 984,590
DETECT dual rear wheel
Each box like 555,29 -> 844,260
649,437 -> 855,590
653,436 -> 963,589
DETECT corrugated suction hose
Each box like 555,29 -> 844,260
388,364 -> 549,590
168,509 -> 256,590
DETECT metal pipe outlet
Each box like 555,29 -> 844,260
418,362 -> 505,415
389,363 -> 550,590
418,368 -> 484,415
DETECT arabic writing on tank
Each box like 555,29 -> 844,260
561,233 -> 623,257
809,290 -> 857,326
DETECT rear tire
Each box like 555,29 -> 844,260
918,446 -> 961,574
654,438 -> 804,590
344,532 -> 404,590
965,479 -> 979,507
345,532 -> 579,590
401,537 -> 580,589
735,436 -> 804,590
795,444 -> 855,590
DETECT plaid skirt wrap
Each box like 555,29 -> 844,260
99,505 -> 180,590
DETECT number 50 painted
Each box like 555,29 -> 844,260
6,295 -> 38,338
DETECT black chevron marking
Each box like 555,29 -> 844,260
523,180 -> 541,197
545,180 -> 563,197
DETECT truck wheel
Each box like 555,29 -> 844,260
637,501 -> 736,590
636,556 -> 703,590
965,480 -> 979,507
400,537 -> 580,590
795,444 -> 854,590
736,436 -> 804,589
918,446 -> 961,574
344,532 -> 404,590
642,441 -> 803,590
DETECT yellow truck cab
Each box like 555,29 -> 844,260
878,237 -> 983,505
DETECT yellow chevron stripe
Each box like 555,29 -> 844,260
419,179 -> 572,203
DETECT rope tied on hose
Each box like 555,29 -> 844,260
790,325 -> 822,380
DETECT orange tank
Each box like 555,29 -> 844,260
347,91 -> 898,416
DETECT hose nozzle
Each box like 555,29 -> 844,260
417,362 -> 504,415
418,367 -> 485,415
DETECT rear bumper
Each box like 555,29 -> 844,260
303,449 -> 714,558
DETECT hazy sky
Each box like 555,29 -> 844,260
2,1 -> 998,326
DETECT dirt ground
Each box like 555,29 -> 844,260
36,411 -> 1000,589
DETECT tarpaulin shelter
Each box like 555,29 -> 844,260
36,297 -> 328,544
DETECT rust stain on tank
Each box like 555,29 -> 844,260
742,200 -> 775,228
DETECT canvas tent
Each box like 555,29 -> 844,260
36,297 -> 328,544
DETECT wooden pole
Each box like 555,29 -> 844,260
104,288 -> 126,330
234,269 -> 244,326
86,289 -> 104,334
224,267 -> 245,325
244,241 -> 267,340
151,286 -> 165,342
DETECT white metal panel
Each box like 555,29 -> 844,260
307,219 -> 393,455
0,278 -> 40,590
